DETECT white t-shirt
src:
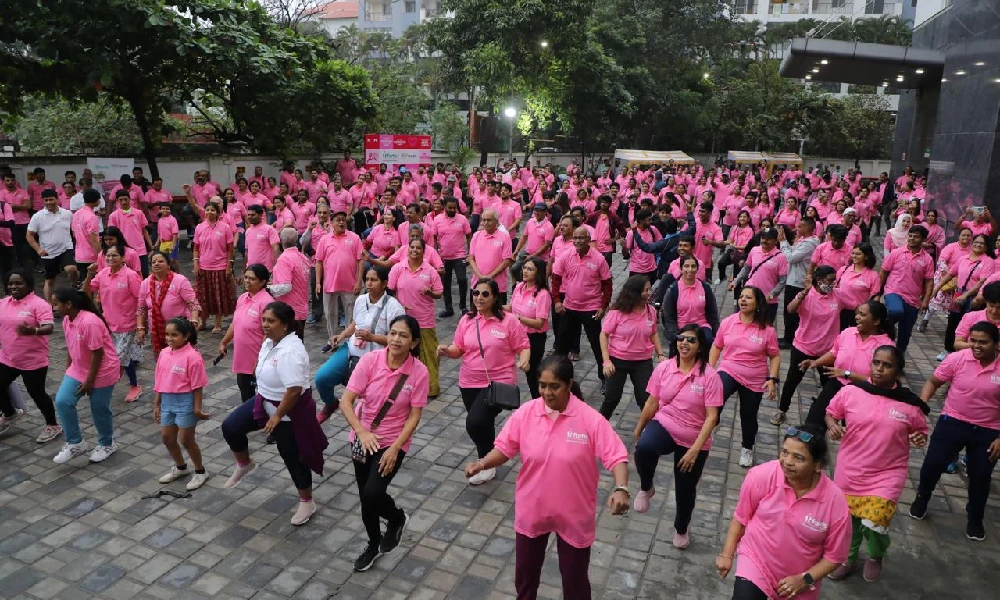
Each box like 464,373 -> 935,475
27,208 -> 74,257
254,333 -> 310,420
349,293 -> 406,358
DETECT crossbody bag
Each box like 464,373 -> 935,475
351,372 -> 408,463
474,320 -> 521,410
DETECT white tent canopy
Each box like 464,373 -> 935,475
727,150 -> 766,164
614,149 -> 696,166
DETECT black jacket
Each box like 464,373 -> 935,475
661,279 -> 720,345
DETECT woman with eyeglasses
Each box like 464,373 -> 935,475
931,233 -> 996,361
709,286 -> 781,468
598,275 -> 665,419
437,278 -> 530,485
717,424 -> 850,600
506,257 -> 552,399
632,325 -> 721,549
823,345 -> 929,583
921,227 -> 973,333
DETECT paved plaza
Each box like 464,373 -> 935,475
1,239 -> 999,600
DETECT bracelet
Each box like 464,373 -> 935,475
612,485 -> 630,498
718,553 -> 733,559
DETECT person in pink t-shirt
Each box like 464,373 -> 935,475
72,192 -> 103,267
731,227 -> 789,325
193,202 -> 237,335
709,286 -> 781,467
468,209 -> 513,303
879,224 -> 934,353
242,206 -> 280,271
388,239 -> 444,395
108,190 -> 153,275
339,315 -> 429,572
315,212 -> 365,346
833,243 -> 880,330
463,357 -> 629,599
598,276 -> 664,419
954,281 -> 1000,350
824,346 -> 929,582
932,233 -> 996,360
51,288 -> 123,465
632,325 -> 722,549
434,197 -> 472,316
717,425 -> 850,600
912,322 -> 1000,542
137,252 -> 202,357
219,264 -> 274,402
269,229 -> 312,339
438,278 -> 530,482
506,257 -> 551,398
154,318 -> 211,492
623,209 -> 663,281
716,210 -> 754,284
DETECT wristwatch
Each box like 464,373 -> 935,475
802,572 -> 815,589
844,370 -> 852,380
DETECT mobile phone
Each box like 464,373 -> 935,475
972,206 -> 986,215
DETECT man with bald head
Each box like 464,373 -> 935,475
467,208 -> 513,305
551,226 -> 613,389
269,227 -> 311,340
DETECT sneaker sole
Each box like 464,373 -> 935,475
353,553 -> 381,572
967,534 -> 986,542
381,513 -> 408,553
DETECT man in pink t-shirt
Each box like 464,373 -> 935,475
733,227 -> 788,324
879,224 -> 933,353
468,209 -> 513,304
269,229 -> 312,337
71,191 -> 103,268
242,206 -> 280,271
314,212 -> 364,346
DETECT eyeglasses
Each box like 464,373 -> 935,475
676,335 -> 698,344
471,290 -> 492,298
784,426 -> 814,443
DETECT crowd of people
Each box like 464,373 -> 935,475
0,155 -> 998,599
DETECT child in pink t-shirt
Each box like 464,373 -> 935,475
153,318 -> 211,491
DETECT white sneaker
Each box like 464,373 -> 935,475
936,351 -> 948,361
290,500 -> 317,526
159,466 -> 190,484
468,467 -> 496,485
186,472 -> 209,491
54,442 -> 90,464
739,448 -> 754,468
224,462 -> 257,489
713,278 -> 722,286
89,443 -> 118,463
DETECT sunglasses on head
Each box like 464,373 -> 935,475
785,426 -> 814,443
676,335 -> 698,344
471,290 -> 492,298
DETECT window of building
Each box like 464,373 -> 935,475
865,0 -> 886,13
732,0 -> 757,14
405,1 -> 416,12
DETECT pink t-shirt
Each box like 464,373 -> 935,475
810,242 -> 850,271
97,247 -> 141,273
1,187 -> 31,226
469,229 -> 514,290
675,279 -> 710,328
346,350 -> 429,453
550,235 -> 575,261
714,314 -> 779,392
493,395 -> 628,548
830,328 -> 894,384
315,231 -> 364,293
734,461 -> 850,600
647,360 -> 724,450
158,216 -> 179,245
775,208 -> 800,229
935,349 -> 1000,430
667,256 -> 707,282
950,254 -> 995,293
0,293 -> 53,370
833,265 -> 880,310
882,247 -> 934,307
939,241 -> 971,272
510,283 -> 552,334
272,207 -> 294,231
955,309 -> 1000,341
230,290 -> 274,375
194,221 -> 234,271
271,248 -> 311,320
388,261 -> 444,328
601,306 -> 657,361
139,274 -> 198,322
143,188 -> 171,223
495,200 -> 522,231
744,246 -> 788,304
290,201 -> 317,234
434,214 -> 472,260
244,223 -> 279,270
523,217 -> 555,260
625,227 -> 662,274
327,188 -> 353,214
71,207 -> 100,263
63,311 -> 121,388
367,224 -> 401,259
453,313 -> 530,388
153,343 -> 209,394
89,267 -> 142,333
694,221 -> 723,266
793,288 -> 841,356
553,247 -> 611,312
728,225 -> 754,250
108,209 -> 149,252
827,385 -> 928,500
396,221 -> 434,247
388,245 -> 443,270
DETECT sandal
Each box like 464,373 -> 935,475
212,326 -> 223,335
770,411 -> 786,426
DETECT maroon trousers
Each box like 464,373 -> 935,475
515,532 -> 592,600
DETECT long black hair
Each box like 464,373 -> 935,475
102,226 -> 131,250
863,300 -> 896,341
537,355 -> 585,402
740,286 -> 770,328
53,287 -> 109,330
521,257 -> 549,296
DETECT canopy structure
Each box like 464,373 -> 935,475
727,150 -> 766,164
614,149 -> 696,166
763,152 -> 803,167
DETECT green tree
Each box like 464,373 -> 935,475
10,94 -> 144,155
805,93 -> 893,160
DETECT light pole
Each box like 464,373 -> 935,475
504,107 -> 517,159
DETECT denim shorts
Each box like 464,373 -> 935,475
160,392 -> 197,428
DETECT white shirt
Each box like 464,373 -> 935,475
27,208 -> 74,257
255,333 -> 310,420
348,292 -> 406,358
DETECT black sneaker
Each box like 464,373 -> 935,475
600,381 -> 607,396
967,520 -> 986,542
321,344 -> 333,354
909,494 -> 929,520
353,543 -> 380,572
380,511 -> 408,553
265,433 -> 276,445
778,340 -> 792,350
437,309 -> 454,319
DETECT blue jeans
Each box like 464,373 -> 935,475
55,376 -> 115,446
884,293 -> 918,353
917,414 -> 999,523
315,344 -> 352,408
160,392 -> 197,428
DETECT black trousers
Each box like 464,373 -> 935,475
719,371 -> 763,450
599,357 -> 653,418
628,270 -> 657,285
0,363 -> 57,425
917,414 -> 999,523
633,420 -> 708,534
442,258 -> 468,311
550,293 -> 580,355
526,332 -> 547,399
778,346 -> 828,413
221,398 -> 311,489
732,577 -> 768,600
782,285 -> 803,344
236,373 -> 257,403
354,447 -> 406,544
0,245 -> 12,289
945,309 -> 964,352
461,386 -> 502,459
553,308 -> 604,380
805,378 -> 845,430
601,251 -> 613,268
12,224 -> 36,268
717,250 -> 741,281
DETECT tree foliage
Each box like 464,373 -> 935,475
9,94 -> 144,156
804,93 -> 894,160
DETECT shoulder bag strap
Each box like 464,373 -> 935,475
368,294 -> 389,333
474,319 -> 493,384
960,260 -> 982,291
746,251 -> 780,282
369,372 -> 409,432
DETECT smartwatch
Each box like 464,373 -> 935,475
802,572 -> 815,589
844,370 -> 852,380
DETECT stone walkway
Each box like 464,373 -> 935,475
1,237 -> 999,600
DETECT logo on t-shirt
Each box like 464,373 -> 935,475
247,308 -> 260,317
802,514 -> 829,533
690,383 -> 704,394
17,310 -> 32,318
887,408 -> 909,422
489,327 -> 507,339
990,374 -> 1000,385
748,333 -> 764,345
170,365 -> 186,375
565,429 -> 589,444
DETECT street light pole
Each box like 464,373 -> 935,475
504,107 -> 517,160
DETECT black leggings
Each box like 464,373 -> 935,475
0,363 -> 57,425
236,373 -> 256,403
354,447 -> 406,545
717,249 -> 742,281
461,387 -> 502,459
944,309 -> 964,352
526,332 -> 547,399
778,346 -> 828,413
732,577 -> 768,600
599,357 -> 654,419
221,398 -> 312,490
719,371 -> 764,450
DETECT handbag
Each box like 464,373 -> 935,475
474,320 -> 521,410
351,373 -> 409,463
950,260 -> 981,313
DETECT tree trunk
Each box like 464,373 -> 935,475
127,94 -> 160,180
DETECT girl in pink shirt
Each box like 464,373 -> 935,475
438,278 -> 530,484
387,239 -> 444,396
219,264 -> 274,403
463,356 -> 629,599
154,318 -> 211,492
51,288 -> 122,465
506,258 -> 552,398
366,212 -> 401,260
709,286 -> 781,467
717,425 -> 850,600
633,325 -> 722,549
833,243 -> 880,330
825,346 -> 929,582
96,227 -> 142,273
598,276 -> 664,419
